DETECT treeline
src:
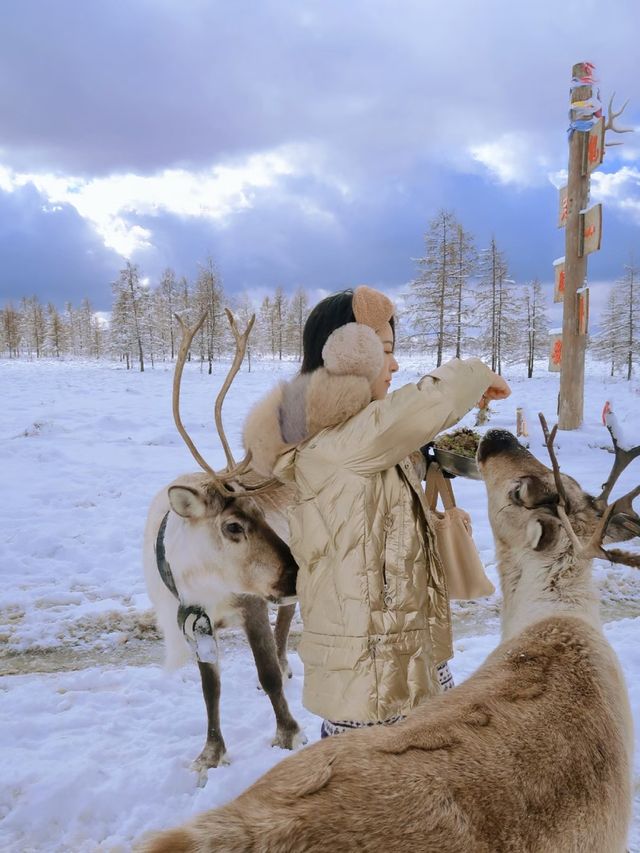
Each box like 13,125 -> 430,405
405,210 -> 639,380
2,209 -> 638,378
1,259 -> 310,372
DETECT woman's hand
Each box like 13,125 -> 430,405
477,372 -> 511,408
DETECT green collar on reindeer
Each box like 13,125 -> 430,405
155,511 -> 218,664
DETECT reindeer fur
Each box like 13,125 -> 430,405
138,430 -> 634,852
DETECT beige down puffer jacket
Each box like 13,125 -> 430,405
243,324 -> 496,723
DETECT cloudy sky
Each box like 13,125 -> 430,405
1,0 -> 639,319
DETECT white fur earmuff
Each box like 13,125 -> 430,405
321,323 -> 384,384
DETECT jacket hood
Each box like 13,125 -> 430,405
243,323 -> 384,478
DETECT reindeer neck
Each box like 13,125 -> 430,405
497,551 -> 601,641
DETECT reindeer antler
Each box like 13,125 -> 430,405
539,413 -> 640,568
173,310 -> 217,478
214,308 -> 255,473
172,309 -> 279,498
598,413 -> 640,503
604,94 -> 633,147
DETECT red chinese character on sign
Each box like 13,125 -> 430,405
558,270 -> 565,293
588,134 -> 600,165
584,224 -> 596,239
552,340 -> 562,366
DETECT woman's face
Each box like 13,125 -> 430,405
371,321 -> 399,400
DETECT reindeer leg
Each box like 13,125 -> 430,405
191,660 -> 229,780
240,597 -> 307,751
273,602 -> 296,678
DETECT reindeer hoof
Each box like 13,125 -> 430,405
271,726 -> 307,750
280,660 -> 293,679
191,743 -> 230,779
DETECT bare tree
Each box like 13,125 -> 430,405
592,285 -> 626,377
618,260 -> 639,380
1,302 -> 21,357
157,267 -> 179,360
286,287 -> 309,362
272,287 -> 288,360
193,258 -> 226,374
111,262 -> 146,371
45,303 -> 66,357
452,222 -> 477,359
474,238 -> 511,373
408,209 -> 458,366
522,279 -> 549,378
20,296 -> 46,358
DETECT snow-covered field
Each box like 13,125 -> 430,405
1,355 -> 639,852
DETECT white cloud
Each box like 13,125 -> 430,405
468,132 -> 555,188
591,166 -> 640,224
0,147 -> 316,257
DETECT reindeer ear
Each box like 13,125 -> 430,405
168,485 -> 207,519
526,517 -> 558,551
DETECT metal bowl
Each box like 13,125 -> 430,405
433,447 -> 482,480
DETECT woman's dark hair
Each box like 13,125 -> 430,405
300,289 -> 395,374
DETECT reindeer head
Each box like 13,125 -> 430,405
477,427 -> 640,571
167,482 -> 298,604
164,307 -> 298,605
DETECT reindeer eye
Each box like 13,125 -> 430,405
223,521 -> 244,537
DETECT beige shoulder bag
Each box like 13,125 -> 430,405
424,463 -> 495,600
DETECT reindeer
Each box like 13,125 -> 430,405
138,418 -> 638,853
143,309 -> 305,779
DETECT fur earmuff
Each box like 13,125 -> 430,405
321,323 -> 384,383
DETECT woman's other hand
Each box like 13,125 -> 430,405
477,372 -> 511,407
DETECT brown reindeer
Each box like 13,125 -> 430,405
143,310 -> 305,779
138,419 -> 638,852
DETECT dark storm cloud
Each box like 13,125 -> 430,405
0,185 -> 122,309
1,1 -> 639,177
129,167 -> 564,296
1,1 -> 639,310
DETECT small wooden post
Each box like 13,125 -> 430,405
516,407 -> 528,437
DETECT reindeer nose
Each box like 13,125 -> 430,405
477,429 -> 521,463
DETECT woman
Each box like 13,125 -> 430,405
243,286 -> 510,737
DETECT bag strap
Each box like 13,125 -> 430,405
424,462 -> 457,510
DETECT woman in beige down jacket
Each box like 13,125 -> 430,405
243,286 -> 510,737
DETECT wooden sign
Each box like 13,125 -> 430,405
553,258 -> 566,303
579,204 -> 602,256
583,116 -> 605,174
577,288 -> 589,335
548,333 -> 563,372
558,186 -> 569,228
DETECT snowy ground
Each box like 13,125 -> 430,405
1,355 -> 639,852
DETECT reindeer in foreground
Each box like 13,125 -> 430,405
143,310 -> 305,778
139,419 -> 638,853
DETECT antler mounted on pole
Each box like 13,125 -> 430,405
604,94 -> 633,146
172,308 -> 279,497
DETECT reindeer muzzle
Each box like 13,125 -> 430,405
477,430 -> 525,464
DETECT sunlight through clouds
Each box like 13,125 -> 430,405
0,148 -> 302,257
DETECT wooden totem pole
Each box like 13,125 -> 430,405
555,62 -> 631,430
